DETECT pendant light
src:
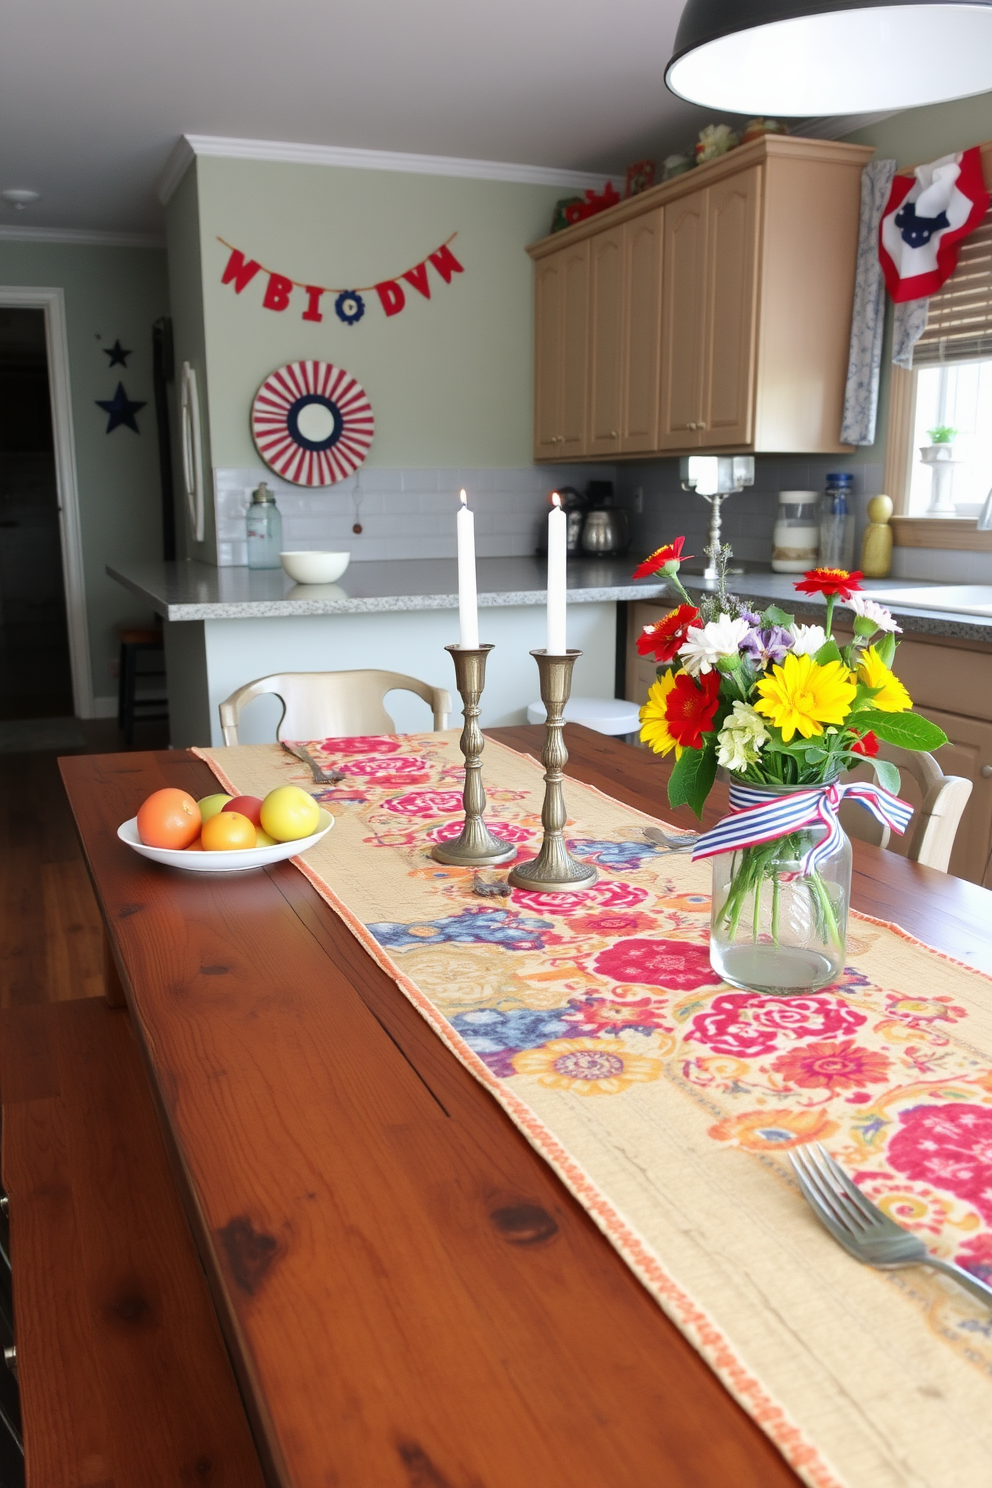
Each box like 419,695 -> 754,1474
665,0 -> 992,117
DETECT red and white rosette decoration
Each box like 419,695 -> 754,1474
879,146 -> 990,303
251,361 -> 374,486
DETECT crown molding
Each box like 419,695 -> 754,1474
0,224 -> 164,249
791,109 -> 901,141
158,132 -> 615,204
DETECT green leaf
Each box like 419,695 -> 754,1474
849,680 -> 883,710
667,743 -> 718,821
857,709 -> 949,752
814,638 -> 843,666
803,746 -> 828,763
875,631 -> 897,668
762,605 -> 795,628
872,757 -> 902,794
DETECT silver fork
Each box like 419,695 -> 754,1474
279,740 -> 344,785
790,1141 -> 992,1308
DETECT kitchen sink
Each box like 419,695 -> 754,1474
861,585 -> 992,617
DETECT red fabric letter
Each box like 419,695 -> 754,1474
302,285 -> 325,323
375,280 -> 406,317
402,262 -> 431,300
262,273 -> 293,312
221,248 -> 262,294
427,244 -> 464,285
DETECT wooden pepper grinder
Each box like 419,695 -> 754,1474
861,494 -> 893,578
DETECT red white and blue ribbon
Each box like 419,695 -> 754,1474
691,779 -> 914,874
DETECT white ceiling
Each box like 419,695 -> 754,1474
0,0 -> 760,236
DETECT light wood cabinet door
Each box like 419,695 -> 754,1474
559,240 -> 590,456
621,208 -> 663,454
658,189 -> 708,450
587,228 -> 624,456
533,241 -> 589,459
703,167 -> 760,447
533,253 -> 563,458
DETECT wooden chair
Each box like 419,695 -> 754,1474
839,743 -> 972,873
219,669 -> 452,746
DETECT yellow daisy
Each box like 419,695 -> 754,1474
754,653 -> 856,742
511,1038 -> 663,1096
857,646 -> 912,712
639,670 -> 681,757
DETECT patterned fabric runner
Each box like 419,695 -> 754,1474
196,732 -> 992,1488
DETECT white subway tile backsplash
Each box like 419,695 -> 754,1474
211,464 -> 617,565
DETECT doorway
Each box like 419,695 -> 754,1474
0,307 -> 73,719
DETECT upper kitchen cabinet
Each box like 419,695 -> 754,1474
533,238 -> 589,458
529,135 -> 874,461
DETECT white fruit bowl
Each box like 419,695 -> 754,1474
280,551 -> 350,584
117,809 -> 334,873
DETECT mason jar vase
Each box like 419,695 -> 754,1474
708,794 -> 852,997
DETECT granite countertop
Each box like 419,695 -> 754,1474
107,557 -> 992,642
106,556 -> 670,621
674,569 -> 992,644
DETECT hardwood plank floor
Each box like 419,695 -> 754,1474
0,718 -> 168,1008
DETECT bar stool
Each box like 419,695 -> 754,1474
526,697 -> 641,742
117,625 -> 169,746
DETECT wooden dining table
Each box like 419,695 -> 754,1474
57,725 -> 992,1488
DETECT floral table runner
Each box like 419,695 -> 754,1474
196,731 -> 992,1488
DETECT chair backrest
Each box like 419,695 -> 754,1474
219,670 -> 451,746
838,742 -> 972,873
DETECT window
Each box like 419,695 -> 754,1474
906,358 -> 992,514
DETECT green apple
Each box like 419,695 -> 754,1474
198,792 -> 232,822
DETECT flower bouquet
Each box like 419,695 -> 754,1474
635,539 -> 948,995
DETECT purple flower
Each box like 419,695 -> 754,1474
741,625 -> 795,668
741,608 -> 762,626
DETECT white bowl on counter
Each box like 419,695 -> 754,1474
280,551 -> 350,584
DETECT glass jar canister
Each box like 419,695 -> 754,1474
771,490 -> 820,572
708,781 -> 852,996
246,482 -> 283,569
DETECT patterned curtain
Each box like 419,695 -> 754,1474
840,159 -> 897,446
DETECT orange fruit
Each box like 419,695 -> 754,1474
137,788 -> 201,849
201,811 -> 257,852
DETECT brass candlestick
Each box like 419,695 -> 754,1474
431,644 -> 516,867
508,650 -> 598,893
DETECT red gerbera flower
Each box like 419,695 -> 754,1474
632,536 -> 692,580
851,730 -> 879,757
664,670 -> 721,749
636,603 -> 701,662
794,567 -> 864,601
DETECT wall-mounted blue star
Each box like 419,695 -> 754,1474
96,382 -> 146,433
103,339 -> 132,367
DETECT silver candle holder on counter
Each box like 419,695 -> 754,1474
431,644 -> 516,868
508,649 -> 598,893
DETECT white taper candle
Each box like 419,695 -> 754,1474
456,489 -> 479,649
546,492 -> 567,654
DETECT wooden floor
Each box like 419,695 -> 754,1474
0,718 -> 168,1009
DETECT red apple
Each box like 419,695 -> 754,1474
222,794 -> 264,830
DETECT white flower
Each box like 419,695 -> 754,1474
677,614 -> 750,675
849,593 -> 902,633
790,622 -> 827,657
717,702 -> 770,772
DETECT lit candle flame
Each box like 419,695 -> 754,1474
459,488 -> 468,506
551,491 -> 562,508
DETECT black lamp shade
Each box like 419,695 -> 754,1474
665,0 -> 992,116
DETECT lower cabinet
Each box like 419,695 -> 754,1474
625,602 -> 992,887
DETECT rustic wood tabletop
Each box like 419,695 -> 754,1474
50,726 -> 992,1488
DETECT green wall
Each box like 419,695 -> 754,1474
0,239 -> 170,708
177,155 -> 565,477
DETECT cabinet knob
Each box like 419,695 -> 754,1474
697,421 -> 707,430
981,765 -> 992,779
610,430 -> 618,439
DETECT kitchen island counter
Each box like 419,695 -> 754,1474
108,556 -> 668,623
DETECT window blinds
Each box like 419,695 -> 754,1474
912,210 -> 992,366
